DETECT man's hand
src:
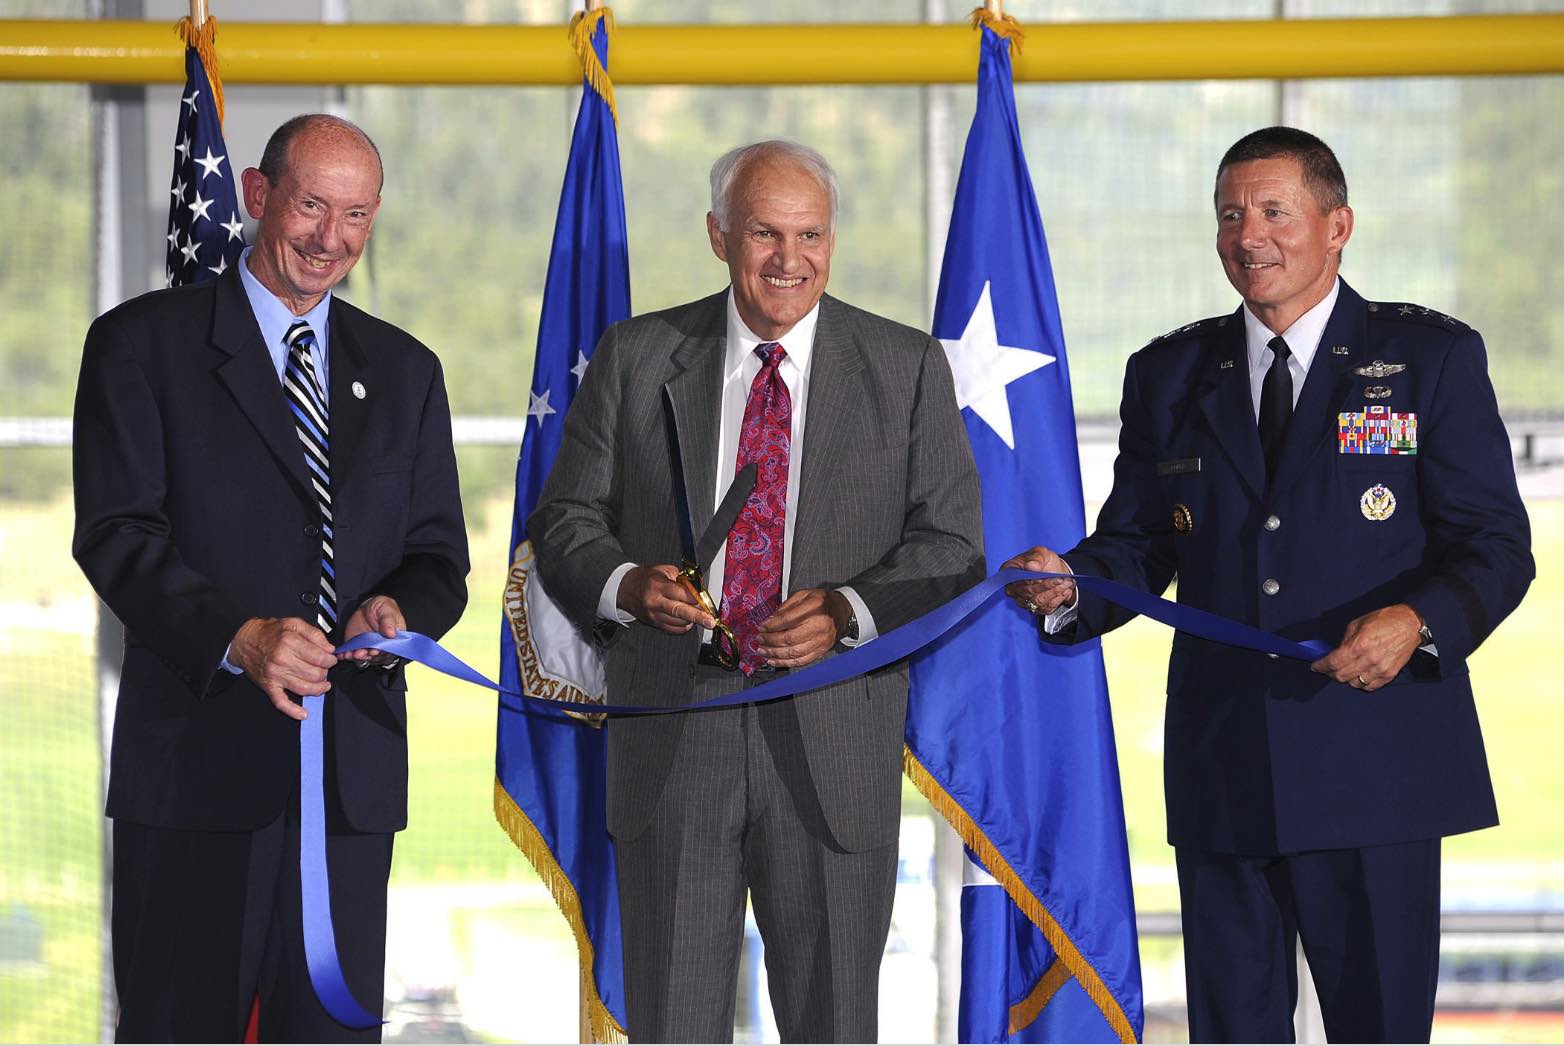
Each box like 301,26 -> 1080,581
1001,546 -> 1076,616
229,616 -> 338,721
755,588 -> 851,669
1310,603 -> 1423,692
339,594 -> 407,668
618,564 -> 714,634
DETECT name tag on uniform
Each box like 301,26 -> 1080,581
1339,406 -> 1418,455
1156,458 -> 1202,476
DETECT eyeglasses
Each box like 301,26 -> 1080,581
676,562 -> 740,671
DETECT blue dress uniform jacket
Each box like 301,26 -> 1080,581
1047,280 -> 1532,856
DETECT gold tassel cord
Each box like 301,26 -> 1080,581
903,747 -> 1140,1044
568,7 -> 619,128
969,5 -> 1026,55
493,778 -> 629,1043
174,14 -> 226,125
1009,957 -> 1073,1035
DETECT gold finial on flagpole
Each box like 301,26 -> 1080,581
191,0 -> 208,28
985,0 -> 1002,16
586,0 -> 604,10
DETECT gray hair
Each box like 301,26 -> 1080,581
709,140 -> 840,232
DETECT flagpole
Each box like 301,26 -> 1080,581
190,0 -> 207,28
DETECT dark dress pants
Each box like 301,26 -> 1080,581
615,694 -> 898,1044
111,800 -> 392,1043
1176,838 -> 1442,1043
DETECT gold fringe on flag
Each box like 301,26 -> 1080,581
174,14 -> 227,126
969,5 -> 1026,55
903,747 -> 1139,1043
568,7 -> 619,129
1010,956 -> 1073,1034
493,778 -> 628,1043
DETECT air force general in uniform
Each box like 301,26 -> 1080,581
1005,127 -> 1532,1042
529,140 -> 983,1042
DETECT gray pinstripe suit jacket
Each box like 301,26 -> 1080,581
529,291 -> 984,853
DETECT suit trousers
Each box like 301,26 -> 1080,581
1175,838 -> 1442,1044
111,800 -> 392,1043
614,688 -> 898,1044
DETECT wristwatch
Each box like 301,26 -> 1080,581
843,609 -> 860,643
1418,621 -> 1434,646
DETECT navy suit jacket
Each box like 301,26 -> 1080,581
73,267 -> 469,834
1047,280 -> 1532,855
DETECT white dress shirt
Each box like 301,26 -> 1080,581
598,290 -> 877,646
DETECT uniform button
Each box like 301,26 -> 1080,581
1262,578 -> 1280,596
300,591 -> 318,606
1264,515 -> 1281,532
304,523 -> 320,538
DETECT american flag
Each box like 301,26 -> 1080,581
165,41 -> 245,287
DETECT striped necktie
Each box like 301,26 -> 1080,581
283,320 -> 336,633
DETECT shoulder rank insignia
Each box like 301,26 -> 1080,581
1339,406 -> 1418,454
1354,360 -> 1406,378
1360,484 -> 1396,521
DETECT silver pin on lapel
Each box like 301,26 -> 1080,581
1331,345 -> 1350,356
352,381 -> 366,400
1219,359 -> 1234,370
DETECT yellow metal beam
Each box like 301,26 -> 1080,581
1,15 -> 1562,86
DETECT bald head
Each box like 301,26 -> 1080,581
240,114 -> 384,315
258,113 -> 383,194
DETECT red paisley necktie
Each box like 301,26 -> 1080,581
721,342 -> 791,675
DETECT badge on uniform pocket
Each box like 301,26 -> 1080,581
1339,406 -> 1417,455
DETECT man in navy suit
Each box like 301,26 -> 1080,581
1004,127 -> 1532,1042
74,114 -> 468,1042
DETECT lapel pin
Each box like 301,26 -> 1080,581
1331,345 -> 1350,356
1219,359 -> 1234,370
352,381 -> 367,400
1172,503 -> 1194,533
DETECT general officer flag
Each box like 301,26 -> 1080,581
164,17 -> 245,287
494,10 -> 630,1040
904,15 -> 1144,1043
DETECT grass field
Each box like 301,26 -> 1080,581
1,491 -> 1559,1042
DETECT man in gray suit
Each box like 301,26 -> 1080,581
529,140 -> 983,1042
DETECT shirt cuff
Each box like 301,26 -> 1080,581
598,563 -> 638,626
836,586 -> 877,647
220,643 -> 243,675
1040,560 -> 1079,635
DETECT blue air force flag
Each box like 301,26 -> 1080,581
904,19 -> 1144,1044
164,29 -> 244,287
493,11 -> 630,1041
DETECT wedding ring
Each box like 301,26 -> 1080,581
1023,600 -> 1038,613
1357,675 -> 1369,687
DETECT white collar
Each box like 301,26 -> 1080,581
1244,276 -> 1340,376
723,290 -> 820,379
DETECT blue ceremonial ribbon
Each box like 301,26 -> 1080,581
298,694 -> 387,1030
341,569 -> 1330,717
301,567 -> 1332,1025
